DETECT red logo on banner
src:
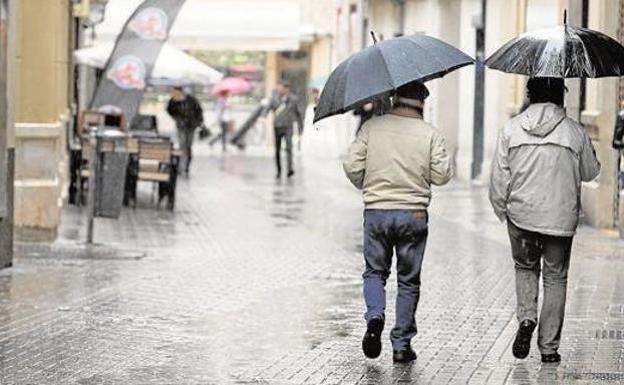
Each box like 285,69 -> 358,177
128,7 -> 169,41
106,56 -> 146,90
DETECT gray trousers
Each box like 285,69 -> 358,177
507,220 -> 573,354
177,128 -> 195,172
274,127 -> 293,174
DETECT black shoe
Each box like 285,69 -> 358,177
287,170 -> 295,178
362,318 -> 384,359
276,171 -> 281,179
393,347 -> 417,364
512,319 -> 536,359
541,352 -> 561,363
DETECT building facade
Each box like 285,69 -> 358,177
13,0 -> 74,242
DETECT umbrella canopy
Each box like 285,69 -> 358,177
313,34 -> 474,123
485,24 -> 624,78
211,77 -> 253,96
74,43 -> 223,86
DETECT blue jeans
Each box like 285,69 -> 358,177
363,209 -> 428,351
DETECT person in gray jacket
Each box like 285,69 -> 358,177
489,77 -> 601,364
266,81 -> 304,178
344,81 -> 453,363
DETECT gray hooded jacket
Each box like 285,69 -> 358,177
489,103 -> 601,236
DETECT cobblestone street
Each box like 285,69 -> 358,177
2,149 -> 624,384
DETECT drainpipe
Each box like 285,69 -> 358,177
362,0 -> 369,48
471,0 -> 487,180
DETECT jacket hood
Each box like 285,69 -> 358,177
520,103 -> 566,137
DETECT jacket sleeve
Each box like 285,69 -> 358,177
342,128 -> 369,190
193,97 -> 204,125
166,100 -> 176,118
489,128 -> 511,222
294,101 -> 304,131
430,131 -> 453,186
264,94 -> 278,115
580,129 -> 601,182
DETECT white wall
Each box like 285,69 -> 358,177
526,0 -> 561,31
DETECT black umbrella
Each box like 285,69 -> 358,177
313,34 -> 474,123
485,23 -> 624,78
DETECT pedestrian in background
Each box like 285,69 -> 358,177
489,77 -> 600,364
354,96 -> 392,133
343,81 -> 453,363
166,86 -> 204,174
266,81 -> 303,178
213,89 -> 230,152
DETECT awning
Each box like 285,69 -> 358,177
94,0 -> 302,52
74,42 -> 223,86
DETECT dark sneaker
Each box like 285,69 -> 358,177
362,318 -> 384,359
287,170 -> 295,178
276,172 -> 281,179
512,319 -> 537,359
393,347 -> 417,364
541,352 -> 561,364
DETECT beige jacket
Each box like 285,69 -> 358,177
343,114 -> 453,210
489,103 -> 601,236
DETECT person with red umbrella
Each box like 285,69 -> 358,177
209,77 -> 251,151
212,89 -> 230,152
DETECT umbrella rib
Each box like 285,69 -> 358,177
375,47 -> 398,91
343,48 -> 394,109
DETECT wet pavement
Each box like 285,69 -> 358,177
2,148 -> 624,384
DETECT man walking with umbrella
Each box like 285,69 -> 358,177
266,81 -> 303,178
484,16 -> 624,363
343,81 -> 453,363
314,33 -> 473,363
489,77 -> 600,363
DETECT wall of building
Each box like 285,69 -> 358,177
577,0 -> 620,231
14,0 -> 72,241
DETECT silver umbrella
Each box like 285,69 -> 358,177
485,22 -> 624,78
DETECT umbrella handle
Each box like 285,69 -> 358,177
370,31 -> 378,44
563,9 -> 567,25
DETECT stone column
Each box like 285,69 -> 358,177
579,0 -> 619,230
14,0 -> 72,241
0,0 -> 16,267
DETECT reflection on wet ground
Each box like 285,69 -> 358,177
1,152 -> 624,384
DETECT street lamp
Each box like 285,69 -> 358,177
73,0 -> 107,40
86,0 -> 107,28
471,0 -> 487,180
